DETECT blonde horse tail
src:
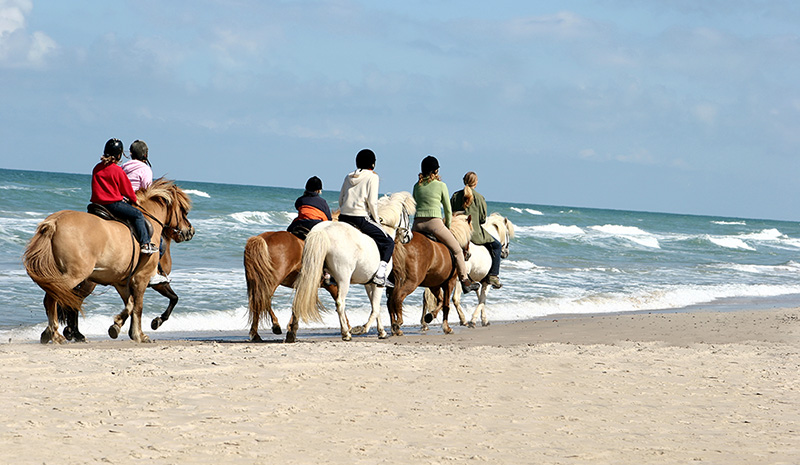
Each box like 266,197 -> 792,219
291,228 -> 328,324
23,219 -> 83,311
391,240 -> 408,287
243,235 -> 279,328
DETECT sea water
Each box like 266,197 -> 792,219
2,168 -> 799,343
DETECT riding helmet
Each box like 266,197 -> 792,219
104,138 -> 124,159
421,155 -> 439,175
305,176 -> 323,192
355,149 -> 376,169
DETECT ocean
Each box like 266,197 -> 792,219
2,167 -> 799,343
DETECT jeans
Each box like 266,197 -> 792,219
103,201 -> 151,246
484,239 -> 502,277
339,214 -> 394,263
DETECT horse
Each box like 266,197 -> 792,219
289,192 -> 415,342
24,178 -> 194,344
422,213 -> 515,329
243,230 -> 340,342
57,236 -> 180,343
385,213 -> 473,336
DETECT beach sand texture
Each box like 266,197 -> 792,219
1,308 -> 798,464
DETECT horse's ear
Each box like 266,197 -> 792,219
467,214 -> 472,225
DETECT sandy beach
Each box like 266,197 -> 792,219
1,308 -> 798,464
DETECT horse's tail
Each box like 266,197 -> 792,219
23,218 -> 83,311
244,235 -> 280,328
391,239 -> 409,287
291,228 -> 328,324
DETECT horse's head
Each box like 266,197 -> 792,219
139,178 -> 195,243
485,213 -> 515,258
378,192 -> 416,244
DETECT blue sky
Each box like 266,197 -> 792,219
1,1 -> 798,220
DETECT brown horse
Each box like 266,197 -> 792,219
386,213 -> 472,335
243,230 -> 339,342
24,178 -> 194,344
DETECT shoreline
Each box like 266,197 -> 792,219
1,306 -> 798,464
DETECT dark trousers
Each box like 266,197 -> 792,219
104,200 -> 150,246
339,214 -> 394,263
484,239 -> 502,277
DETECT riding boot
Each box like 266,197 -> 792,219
372,261 -> 391,287
461,277 -> 480,293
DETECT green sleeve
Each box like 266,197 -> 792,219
441,182 -> 451,228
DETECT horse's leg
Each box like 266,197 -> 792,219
351,284 -> 386,338
478,285 -> 490,327
109,286 -> 133,339
40,293 -> 66,344
127,279 -> 151,343
61,281 -> 95,341
285,312 -> 299,343
150,282 -> 178,331
452,283 -> 468,326
335,282 -> 352,341
441,279 -> 456,335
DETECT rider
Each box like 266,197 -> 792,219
451,171 -> 503,289
91,138 -> 157,254
287,176 -> 332,240
338,148 -> 394,287
412,155 -> 480,293
122,139 -> 153,191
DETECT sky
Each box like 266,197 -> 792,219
1,0 -> 799,221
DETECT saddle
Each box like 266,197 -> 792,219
87,203 -> 154,239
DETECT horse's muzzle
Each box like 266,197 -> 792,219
175,226 -> 195,243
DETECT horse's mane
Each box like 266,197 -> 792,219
138,178 -> 192,214
378,191 -> 416,227
485,212 -> 515,241
450,213 -> 472,248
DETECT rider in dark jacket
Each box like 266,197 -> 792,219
287,176 -> 332,240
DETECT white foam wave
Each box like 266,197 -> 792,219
712,220 -> 746,225
511,207 -> 544,216
590,224 -> 660,249
705,235 -> 755,251
229,211 -> 293,226
709,261 -> 800,275
741,228 -> 784,241
184,189 -> 210,198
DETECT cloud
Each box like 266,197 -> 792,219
0,0 -> 57,68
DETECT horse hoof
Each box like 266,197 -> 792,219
108,324 -> 120,339
285,333 -> 296,343
482,321 -> 490,327
378,332 -> 389,340
250,334 -> 264,343
151,317 -> 163,330
63,326 -> 74,341
350,325 -> 366,336
467,322 -> 476,329
423,313 -> 433,324
443,327 -> 453,335
272,324 -> 282,335
342,334 -> 352,341
40,330 -> 51,344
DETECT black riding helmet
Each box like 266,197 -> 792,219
355,149 -> 376,170
104,138 -> 124,161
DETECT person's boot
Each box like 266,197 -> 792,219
372,261 -> 389,287
487,275 -> 502,289
461,278 -> 480,293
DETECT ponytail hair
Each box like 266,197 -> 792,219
462,171 -> 478,207
418,171 -> 441,184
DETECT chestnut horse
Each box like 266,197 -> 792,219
386,213 -> 472,336
422,213 -> 515,329
24,178 -> 194,344
243,230 -> 340,342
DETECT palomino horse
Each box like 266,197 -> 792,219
24,178 -> 194,344
386,213 -> 473,336
57,236 -> 181,343
290,192 -> 415,342
243,230 -> 340,342
422,213 -> 515,329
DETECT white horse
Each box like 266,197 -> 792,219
423,213 -> 515,329
289,192 -> 415,342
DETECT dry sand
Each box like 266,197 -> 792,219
1,308 -> 798,464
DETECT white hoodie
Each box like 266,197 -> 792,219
339,169 -> 380,221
